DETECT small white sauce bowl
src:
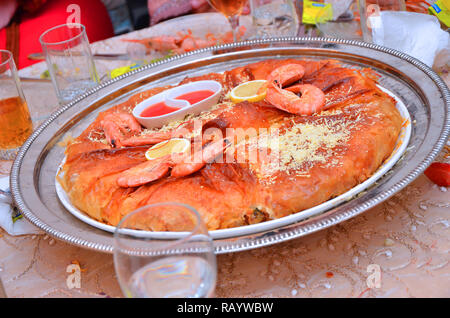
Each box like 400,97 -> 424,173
132,80 -> 222,129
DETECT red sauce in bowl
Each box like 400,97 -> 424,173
175,90 -> 215,104
140,102 -> 180,117
139,89 -> 216,118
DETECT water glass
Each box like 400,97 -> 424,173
0,50 -> 33,160
358,0 -> 406,42
250,0 -> 299,38
314,1 -> 364,40
113,202 -> 217,298
39,23 -> 99,104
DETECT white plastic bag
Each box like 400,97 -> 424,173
371,11 -> 449,67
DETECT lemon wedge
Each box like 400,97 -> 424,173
145,138 -> 190,160
229,80 -> 267,103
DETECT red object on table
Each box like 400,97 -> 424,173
424,162 -> 450,187
0,0 -> 114,69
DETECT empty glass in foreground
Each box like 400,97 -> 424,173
113,203 -> 217,298
0,50 -> 33,160
39,23 -> 99,104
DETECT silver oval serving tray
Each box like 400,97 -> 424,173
11,38 -> 450,254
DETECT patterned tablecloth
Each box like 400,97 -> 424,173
0,13 -> 448,298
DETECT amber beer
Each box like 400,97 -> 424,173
208,0 -> 247,17
0,49 -> 33,159
0,96 -> 32,149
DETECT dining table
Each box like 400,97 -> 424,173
0,12 -> 449,298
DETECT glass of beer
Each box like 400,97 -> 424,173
0,50 -> 33,160
39,23 -> 99,104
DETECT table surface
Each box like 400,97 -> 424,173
1,13 -> 449,298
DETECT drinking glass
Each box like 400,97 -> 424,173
250,0 -> 299,38
39,23 -> 99,104
114,202 -> 217,298
358,0 -> 406,42
0,50 -> 33,160
315,0 -> 364,40
207,0 -> 247,42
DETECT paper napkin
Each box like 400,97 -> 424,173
0,176 -> 42,236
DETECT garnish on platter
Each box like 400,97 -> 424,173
229,80 -> 267,103
145,138 -> 191,161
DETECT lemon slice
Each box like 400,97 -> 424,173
229,80 -> 267,103
145,138 -> 191,160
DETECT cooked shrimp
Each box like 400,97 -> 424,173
116,138 -> 229,187
116,156 -> 172,188
121,131 -> 174,147
171,138 -> 229,177
122,26 -> 247,55
120,105 -> 227,147
265,64 -> 326,115
122,37 -> 181,52
266,64 -> 305,88
269,84 -> 326,116
101,120 -> 124,148
109,113 -> 142,134
100,113 -> 142,148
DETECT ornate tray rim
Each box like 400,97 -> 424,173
10,37 -> 450,254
